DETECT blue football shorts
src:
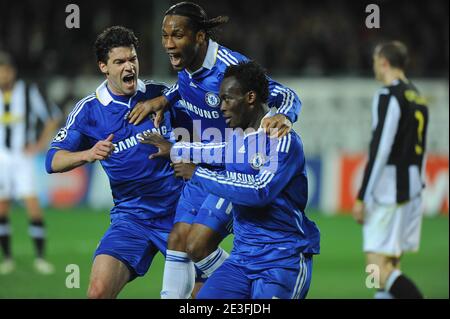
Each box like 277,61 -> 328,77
94,214 -> 173,281
197,251 -> 314,299
174,181 -> 233,238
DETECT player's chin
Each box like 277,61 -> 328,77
121,84 -> 137,95
171,64 -> 184,72
225,117 -> 236,128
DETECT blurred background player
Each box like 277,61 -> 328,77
129,1 -> 302,299
0,51 -> 60,275
46,26 -> 183,298
352,41 -> 428,299
164,61 -> 320,298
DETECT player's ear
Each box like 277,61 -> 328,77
196,30 -> 206,44
98,61 -> 108,75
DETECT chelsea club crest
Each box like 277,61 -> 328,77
205,92 -> 220,108
250,153 -> 266,170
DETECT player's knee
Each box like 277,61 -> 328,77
167,226 -> 189,251
87,279 -> 109,299
186,225 -> 223,262
186,237 -> 211,262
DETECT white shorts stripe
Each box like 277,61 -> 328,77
296,254 -> 308,298
291,253 -> 305,299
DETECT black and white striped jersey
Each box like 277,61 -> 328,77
358,79 -> 429,205
0,80 -> 60,152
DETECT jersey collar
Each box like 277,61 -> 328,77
96,79 -> 146,106
203,39 -> 219,70
185,39 -> 219,77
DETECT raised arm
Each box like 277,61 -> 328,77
140,132 -> 226,166
47,134 -> 114,173
190,134 -> 302,206
261,79 -> 302,138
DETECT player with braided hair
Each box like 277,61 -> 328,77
130,2 -> 303,298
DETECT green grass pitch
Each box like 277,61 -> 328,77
0,206 -> 448,299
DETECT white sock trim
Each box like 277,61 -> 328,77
195,247 -> 229,278
165,249 -> 190,262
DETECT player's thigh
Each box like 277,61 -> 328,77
193,194 -> 233,239
94,217 -> 158,281
197,260 -> 250,299
174,181 -> 207,226
252,254 -> 313,299
89,254 -> 131,298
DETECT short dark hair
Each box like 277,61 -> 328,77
375,41 -> 409,70
224,61 -> 269,103
94,26 -> 138,63
164,2 -> 228,40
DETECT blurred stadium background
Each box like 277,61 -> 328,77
0,0 -> 448,298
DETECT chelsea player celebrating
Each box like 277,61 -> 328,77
172,61 -> 320,299
45,26 -> 183,298
130,2 -> 303,298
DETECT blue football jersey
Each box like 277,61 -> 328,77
189,114 -> 320,255
46,79 -> 183,219
165,40 -> 302,147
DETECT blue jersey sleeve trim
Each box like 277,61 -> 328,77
45,147 -> 61,174
268,83 -> 302,123
191,133 -> 303,207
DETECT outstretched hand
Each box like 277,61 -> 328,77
172,162 -> 196,180
128,95 -> 169,127
140,132 -> 173,159
261,114 -> 292,138
85,134 -> 115,162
